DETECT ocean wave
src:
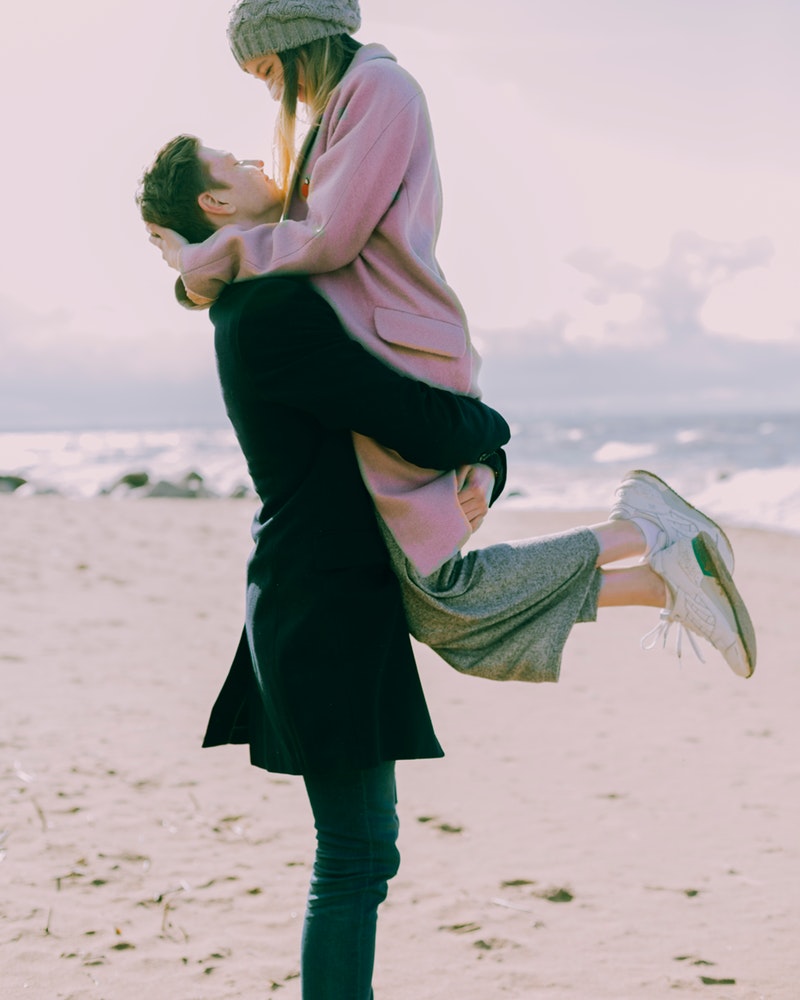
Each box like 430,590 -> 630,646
501,462 -> 800,537
2,416 -> 800,535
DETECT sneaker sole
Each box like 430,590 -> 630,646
624,469 -> 735,572
693,531 -> 756,677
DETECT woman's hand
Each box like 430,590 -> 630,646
457,463 -> 495,533
184,288 -> 216,308
146,223 -> 188,271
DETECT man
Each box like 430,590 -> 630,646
138,135 -> 523,1000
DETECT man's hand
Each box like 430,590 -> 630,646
146,223 -> 188,271
457,463 -> 495,533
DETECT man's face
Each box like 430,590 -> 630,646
198,146 -> 283,225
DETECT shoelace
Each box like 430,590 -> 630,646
641,610 -> 705,662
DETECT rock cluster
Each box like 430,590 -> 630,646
0,470 -> 253,499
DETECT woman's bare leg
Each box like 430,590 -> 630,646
589,519 -> 647,567
597,564 -> 666,608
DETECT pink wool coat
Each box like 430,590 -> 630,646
179,44 -> 484,575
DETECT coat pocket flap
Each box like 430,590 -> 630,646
374,307 -> 466,359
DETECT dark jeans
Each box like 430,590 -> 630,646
301,762 -> 400,999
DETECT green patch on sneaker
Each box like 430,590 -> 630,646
691,533 -> 718,578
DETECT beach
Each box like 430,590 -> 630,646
2,496 -> 798,999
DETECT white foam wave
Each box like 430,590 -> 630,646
692,466 -> 800,535
593,440 -> 658,464
501,463 -> 800,536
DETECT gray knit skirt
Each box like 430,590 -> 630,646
380,522 -> 602,683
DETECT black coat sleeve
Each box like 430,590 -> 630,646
230,278 -> 510,471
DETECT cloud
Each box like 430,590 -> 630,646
0,294 -> 212,378
0,296 -> 225,430
564,231 -> 775,345
474,230 -> 799,416
702,254 -> 800,343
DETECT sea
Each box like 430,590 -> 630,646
2,409 -> 800,536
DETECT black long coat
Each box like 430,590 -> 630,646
202,276 -> 510,774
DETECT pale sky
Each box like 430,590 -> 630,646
2,0 -> 798,427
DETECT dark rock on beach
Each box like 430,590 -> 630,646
229,483 -> 253,499
145,471 -> 216,499
101,471 -> 152,496
0,475 -> 27,494
101,470 -> 217,499
117,471 -> 151,490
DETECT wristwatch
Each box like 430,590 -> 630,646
476,449 -> 507,505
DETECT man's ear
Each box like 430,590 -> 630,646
198,190 -> 236,217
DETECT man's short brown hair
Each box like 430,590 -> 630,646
136,134 -> 227,243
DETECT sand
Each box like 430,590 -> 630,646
1,496 -> 798,999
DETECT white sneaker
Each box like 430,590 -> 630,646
610,469 -> 734,571
648,532 -> 756,678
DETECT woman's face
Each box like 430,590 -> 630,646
243,53 -> 306,104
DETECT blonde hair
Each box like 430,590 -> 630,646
274,34 -> 361,190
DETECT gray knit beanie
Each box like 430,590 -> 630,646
227,0 -> 361,65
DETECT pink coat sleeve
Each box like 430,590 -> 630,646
179,68 -> 425,301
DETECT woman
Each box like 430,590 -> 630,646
149,0 -> 753,682
146,4 -> 756,996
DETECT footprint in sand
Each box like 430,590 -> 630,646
416,815 -> 463,834
535,886 -> 573,903
439,922 -> 481,935
473,938 -> 520,951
